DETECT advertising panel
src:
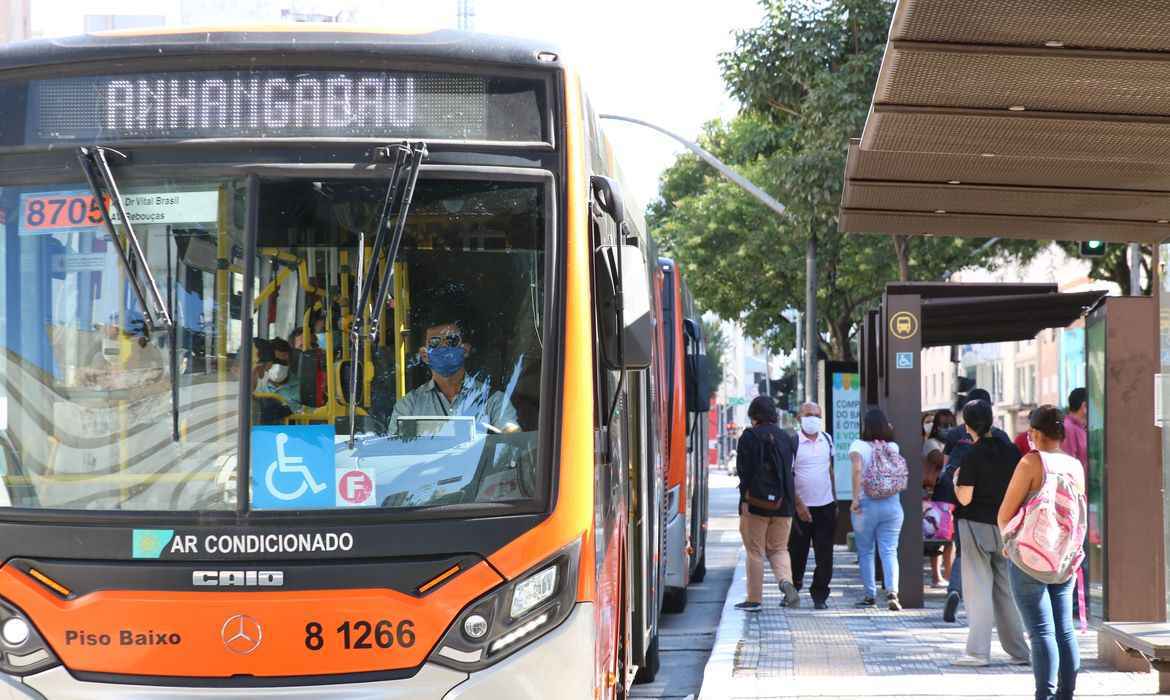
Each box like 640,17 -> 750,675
826,366 -> 860,501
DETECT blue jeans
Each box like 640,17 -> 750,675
948,524 -> 963,597
1010,563 -> 1079,700
851,495 -> 903,597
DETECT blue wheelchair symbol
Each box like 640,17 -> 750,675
251,425 -> 334,510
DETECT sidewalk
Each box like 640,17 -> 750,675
698,537 -> 1160,699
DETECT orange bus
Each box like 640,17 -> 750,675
656,258 -> 710,613
0,26 -> 709,698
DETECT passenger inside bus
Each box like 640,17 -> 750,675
388,315 -> 520,437
253,338 -> 301,411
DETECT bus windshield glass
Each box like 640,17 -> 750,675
0,179 -> 247,510
0,175 -> 547,514
248,178 -> 546,513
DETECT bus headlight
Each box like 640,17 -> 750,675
510,565 -> 556,619
430,539 -> 580,671
0,599 -> 58,677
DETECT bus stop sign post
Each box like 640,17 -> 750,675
883,293 -> 925,609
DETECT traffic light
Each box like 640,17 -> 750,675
1080,240 -> 1106,257
754,374 -> 796,412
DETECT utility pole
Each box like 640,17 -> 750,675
1129,242 -> 1143,295
0,0 -> 31,44
456,0 -> 475,31
805,224 -> 817,403
598,114 -> 815,399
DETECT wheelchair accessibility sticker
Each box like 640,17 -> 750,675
251,425 -> 334,510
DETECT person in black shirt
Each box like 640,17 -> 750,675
951,400 -> 1030,667
734,396 -> 802,611
938,388 -> 1014,621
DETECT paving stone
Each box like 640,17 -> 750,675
707,545 -> 1161,698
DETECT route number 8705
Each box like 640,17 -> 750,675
304,620 -> 415,651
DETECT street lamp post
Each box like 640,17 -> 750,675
598,114 -> 818,401
781,307 -> 802,402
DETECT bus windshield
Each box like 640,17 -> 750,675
249,177 -> 546,513
0,175 -> 547,514
0,179 -> 246,510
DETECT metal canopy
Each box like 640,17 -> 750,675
920,290 -> 1106,347
840,0 -> 1170,243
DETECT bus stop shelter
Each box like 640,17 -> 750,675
859,282 -> 1105,609
841,0 -> 1170,673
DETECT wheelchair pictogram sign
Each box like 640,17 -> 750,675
251,425 -> 334,509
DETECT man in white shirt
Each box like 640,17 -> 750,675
787,402 -> 838,609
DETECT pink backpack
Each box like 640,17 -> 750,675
1002,451 -> 1087,585
862,441 -> 908,499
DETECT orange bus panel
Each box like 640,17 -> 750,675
0,562 -> 502,677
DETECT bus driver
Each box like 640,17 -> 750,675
388,318 -> 520,436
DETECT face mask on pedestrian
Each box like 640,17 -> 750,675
923,420 -> 933,435
800,415 -> 823,435
266,363 -> 289,384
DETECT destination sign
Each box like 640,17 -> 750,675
20,70 -> 544,143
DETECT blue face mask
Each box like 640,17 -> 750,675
315,332 -> 327,348
427,346 -> 465,377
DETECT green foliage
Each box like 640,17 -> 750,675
649,0 -> 1043,360
1055,242 -> 1151,295
700,317 -> 729,393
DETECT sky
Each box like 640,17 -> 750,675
27,0 -> 765,208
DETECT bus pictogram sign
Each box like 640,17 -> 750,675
889,311 -> 920,341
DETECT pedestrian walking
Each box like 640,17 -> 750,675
951,399 -> 1030,667
1000,405 -> 1087,700
734,396 -> 802,612
849,408 -> 908,611
939,388 -> 1012,623
788,402 -> 837,610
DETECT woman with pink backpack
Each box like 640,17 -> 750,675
849,408 -> 908,611
1000,405 -> 1088,700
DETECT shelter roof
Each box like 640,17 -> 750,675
918,290 -> 1105,348
841,0 -> 1170,243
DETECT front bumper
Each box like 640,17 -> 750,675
4,604 -> 595,700
443,602 -> 594,700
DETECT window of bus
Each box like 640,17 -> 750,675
249,178 -> 545,513
0,180 -> 247,510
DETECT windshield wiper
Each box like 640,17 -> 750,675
348,141 -> 427,448
78,146 -> 179,442
347,231 -> 367,450
76,146 -> 174,331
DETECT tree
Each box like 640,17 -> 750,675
1056,243 -> 1151,295
649,0 -> 1043,360
700,317 -> 728,395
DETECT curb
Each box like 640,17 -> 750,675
697,546 -> 748,700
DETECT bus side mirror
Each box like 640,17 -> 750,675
590,175 -> 625,228
683,318 -> 712,413
596,244 -> 653,370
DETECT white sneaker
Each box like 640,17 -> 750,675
1008,656 -> 1031,666
952,654 -> 990,667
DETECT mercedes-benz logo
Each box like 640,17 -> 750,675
221,614 -> 263,655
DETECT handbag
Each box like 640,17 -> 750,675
922,499 -> 955,541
